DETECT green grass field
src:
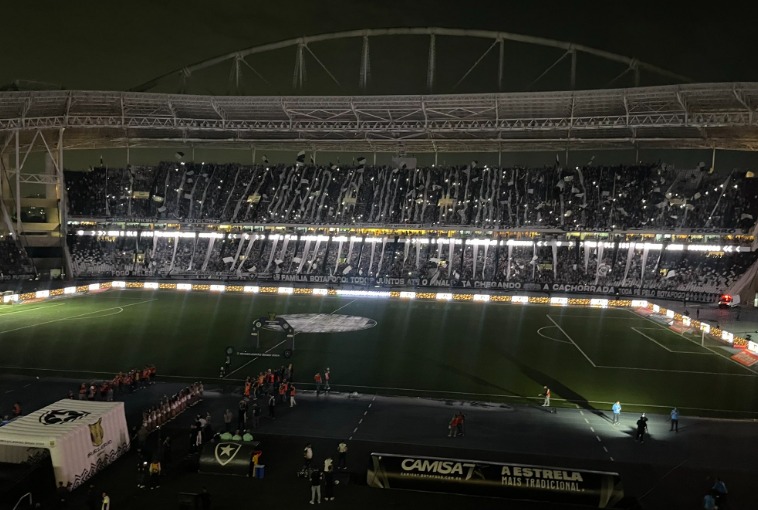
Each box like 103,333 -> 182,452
1,289 -> 756,417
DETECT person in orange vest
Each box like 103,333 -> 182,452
289,384 -> 297,407
314,372 -> 323,396
244,379 -> 252,399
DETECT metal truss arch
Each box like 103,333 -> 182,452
131,27 -> 691,94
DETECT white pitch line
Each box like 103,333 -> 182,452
631,326 -> 676,352
603,446 -> 608,453
330,299 -> 356,315
595,436 -> 602,442
626,308 -> 757,375
0,299 -> 157,335
225,338 -> 289,378
590,427 -> 595,433
546,314 -> 597,367
536,326 -> 572,344
596,365 -> 756,377
0,302 -> 66,318
631,326 -> 713,355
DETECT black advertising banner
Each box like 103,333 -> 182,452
367,453 -> 624,508
269,274 -> 718,303
199,442 -> 260,477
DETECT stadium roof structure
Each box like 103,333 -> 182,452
1,82 -> 758,153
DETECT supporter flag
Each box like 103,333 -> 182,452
665,270 -> 677,278
152,195 -> 165,203
296,150 -> 306,166
357,157 -> 366,173
262,155 -> 269,165
330,163 -> 338,170
157,206 -> 167,213
740,213 -> 753,220
222,257 -> 234,264
746,171 -> 755,178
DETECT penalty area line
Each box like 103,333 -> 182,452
546,314 -> 597,367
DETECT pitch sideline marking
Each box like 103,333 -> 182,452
0,303 -> 66,318
625,308 -> 758,375
0,299 -> 157,335
546,314 -> 597,367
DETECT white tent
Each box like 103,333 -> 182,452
0,400 -> 130,489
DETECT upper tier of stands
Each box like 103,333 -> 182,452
64,162 -> 758,231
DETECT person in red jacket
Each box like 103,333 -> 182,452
314,372 -> 323,396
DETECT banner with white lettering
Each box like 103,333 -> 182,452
269,274 -> 718,303
367,453 -> 624,508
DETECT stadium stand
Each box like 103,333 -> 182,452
64,162 -> 758,230
9,160 -> 749,300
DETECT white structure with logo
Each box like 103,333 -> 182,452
0,400 -> 130,489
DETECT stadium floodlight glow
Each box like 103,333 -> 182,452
700,323 -> 711,333
76,230 -> 84,235
683,316 -> 691,326
2,294 -> 19,303
336,290 -> 391,298
436,292 -> 453,301
111,281 -> 126,288
88,283 -> 100,291
511,295 -> 528,304
333,236 -> 349,242
140,232 -> 154,238
506,240 -> 533,247
107,230 -> 122,237
210,285 -> 226,292
722,331 -> 734,343
687,245 -> 723,251
365,238 -> 383,243
243,286 -> 260,293
666,309 -> 675,318
277,287 -> 294,294
653,304 -> 660,313
144,282 -> 159,289
631,300 -> 648,308
666,244 -> 685,251
550,297 -> 569,306
399,291 -> 416,299
199,233 -> 224,239
35,290 -> 50,299
177,283 -> 192,291
312,288 -> 328,295
63,286 -> 77,294
590,298 -> 608,308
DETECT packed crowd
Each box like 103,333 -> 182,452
67,232 -> 757,296
64,161 -> 758,230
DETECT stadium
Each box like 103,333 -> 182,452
0,3 -> 757,509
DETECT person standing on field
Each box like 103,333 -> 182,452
670,407 -> 679,432
324,368 -> 331,393
541,386 -> 551,407
611,401 -> 621,425
314,372 -> 323,396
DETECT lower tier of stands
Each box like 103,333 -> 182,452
67,234 -> 757,302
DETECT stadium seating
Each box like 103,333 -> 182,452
63,161 -> 758,230
42,161 -> 758,298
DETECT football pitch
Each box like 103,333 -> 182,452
1,289 -> 756,418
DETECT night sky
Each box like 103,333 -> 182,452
3,1 -> 756,92
3,1 -> 757,169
